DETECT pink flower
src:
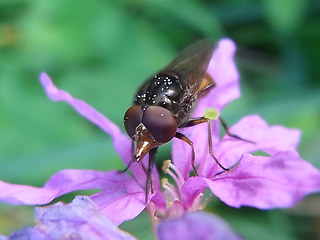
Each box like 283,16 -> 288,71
0,39 -> 319,236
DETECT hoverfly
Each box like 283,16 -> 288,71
123,40 -> 248,202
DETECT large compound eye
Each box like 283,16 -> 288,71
143,106 -> 177,143
124,106 -> 143,139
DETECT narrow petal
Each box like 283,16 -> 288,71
7,196 -> 136,240
39,72 -> 131,165
206,151 -> 320,209
0,169 -> 139,206
157,211 -> 242,240
0,180 -> 60,205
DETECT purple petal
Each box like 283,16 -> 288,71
157,211 -> 242,240
199,115 -> 301,177
89,174 -> 150,225
206,151 -> 320,209
0,169 -> 146,213
0,180 -> 60,205
221,114 -> 301,153
45,169 -> 149,225
39,72 -> 131,165
7,196 -> 136,240
0,235 -> 7,240
6,228 -> 42,240
0,169 -> 93,205
91,190 -> 148,226
180,177 -> 207,209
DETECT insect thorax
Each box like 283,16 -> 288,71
133,71 -> 195,125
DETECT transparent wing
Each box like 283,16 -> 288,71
164,39 -> 214,87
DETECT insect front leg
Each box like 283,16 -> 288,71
145,147 -> 158,203
178,117 -> 231,173
175,132 -> 197,175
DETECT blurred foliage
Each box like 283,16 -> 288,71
0,0 -> 319,239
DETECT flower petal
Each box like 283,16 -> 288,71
89,173 -> 150,225
7,196 -> 136,240
91,190 -> 148,226
180,177 -> 207,209
39,72 -> 131,165
0,169 -> 142,208
221,115 -> 301,154
206,151 -> 320,209
0,180 -> 59,205
199,115 -> 301,177
193,38 -> 240,116
157,211 -> 242,240
6,228 -> 42,240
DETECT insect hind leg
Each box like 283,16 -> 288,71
219,117 -> 255,144
212,116 -> 256,176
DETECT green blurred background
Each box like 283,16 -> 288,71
0,0 -> 319,239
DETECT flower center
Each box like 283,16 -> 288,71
161,160 -> 185,204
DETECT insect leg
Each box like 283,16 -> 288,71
219,117 -> 255,144
145,147 -> 158,203
118,140 -> 138,173
118,140 -> 135,173
139,160 -> 154,195
180,117 -> 230,172
175,132 -> 197,175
